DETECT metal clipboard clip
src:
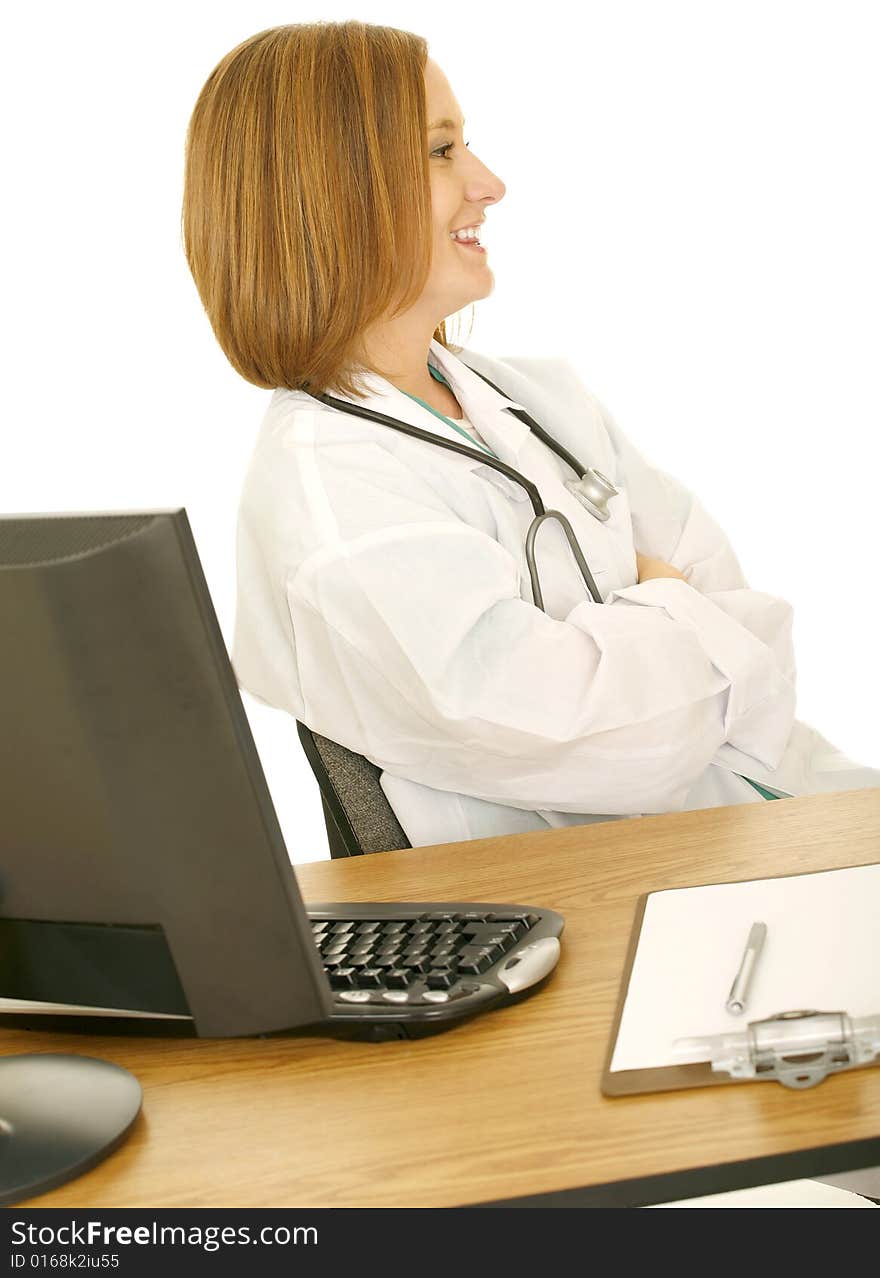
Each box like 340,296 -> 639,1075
673,1009 -> 880,1089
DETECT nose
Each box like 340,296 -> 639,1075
465,149 -> 506,208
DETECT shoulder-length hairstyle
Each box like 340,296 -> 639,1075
182,20 -> 467,399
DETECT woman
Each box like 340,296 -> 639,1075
182,17 -> 880,1212
182,20 -> 878,852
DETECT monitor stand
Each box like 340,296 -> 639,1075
0,1054 -> 142,1205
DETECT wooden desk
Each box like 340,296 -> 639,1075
6,788 -> 880,1208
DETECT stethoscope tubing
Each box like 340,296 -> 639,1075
310,376 -> 605,607
525,510 -> 602,610
460,368 -> 591,481
313,391 -> 550,513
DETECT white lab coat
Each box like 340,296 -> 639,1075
232,339 -> 879,848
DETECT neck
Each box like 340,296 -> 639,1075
357,309 -> 443,400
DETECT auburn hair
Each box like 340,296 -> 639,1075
181,20 -> 468,399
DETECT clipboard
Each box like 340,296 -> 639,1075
601,860 -> 880,1096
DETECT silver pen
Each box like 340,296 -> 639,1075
725,921 -> 767,1015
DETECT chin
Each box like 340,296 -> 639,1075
460,276 -> 495,308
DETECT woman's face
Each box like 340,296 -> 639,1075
424,58 -> 506,321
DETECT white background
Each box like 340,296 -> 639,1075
3,1 -> 877,864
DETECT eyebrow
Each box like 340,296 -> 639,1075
428,117 -> 465,131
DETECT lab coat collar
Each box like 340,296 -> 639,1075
426,340 -> 532,464
300,339 -> 533,471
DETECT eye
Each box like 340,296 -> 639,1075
432,140 -> 472,159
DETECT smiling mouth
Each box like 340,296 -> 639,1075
452,238 -> 487,255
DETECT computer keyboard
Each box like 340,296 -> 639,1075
308,904 -> 564,1039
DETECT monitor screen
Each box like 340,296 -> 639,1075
0,510 -> 331,1036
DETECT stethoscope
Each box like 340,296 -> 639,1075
304,365 -> 619,611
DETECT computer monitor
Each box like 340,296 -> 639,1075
0,508 -> 565,1202
0,509 -> 331,1038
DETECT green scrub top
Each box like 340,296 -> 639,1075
401,363 -> 497,458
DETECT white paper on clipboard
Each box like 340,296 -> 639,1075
609,863 -> 880,1073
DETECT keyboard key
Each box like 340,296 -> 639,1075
430,944 -> 457,959
330,921 -> 356,934
373,956 -> 397,968
426,972 -> 455,989
382,921 -> 408,933
386,970 -> 412,989
455,912 -> 489,923
329,968 -> 357,988
356,921 -> 382,933
355,969 -> 383,988
461,928 -> 513,948
401,958 -> 430,973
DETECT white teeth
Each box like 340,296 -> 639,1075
451,226 -> 480,241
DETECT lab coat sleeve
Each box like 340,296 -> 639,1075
547,361 -> 797,689
285,439 -> 795,816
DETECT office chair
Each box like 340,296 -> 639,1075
296,722 -> 411,858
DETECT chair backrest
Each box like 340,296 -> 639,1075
296,722 -> 411,858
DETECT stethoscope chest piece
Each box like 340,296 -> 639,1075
565,468 -> 619,522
